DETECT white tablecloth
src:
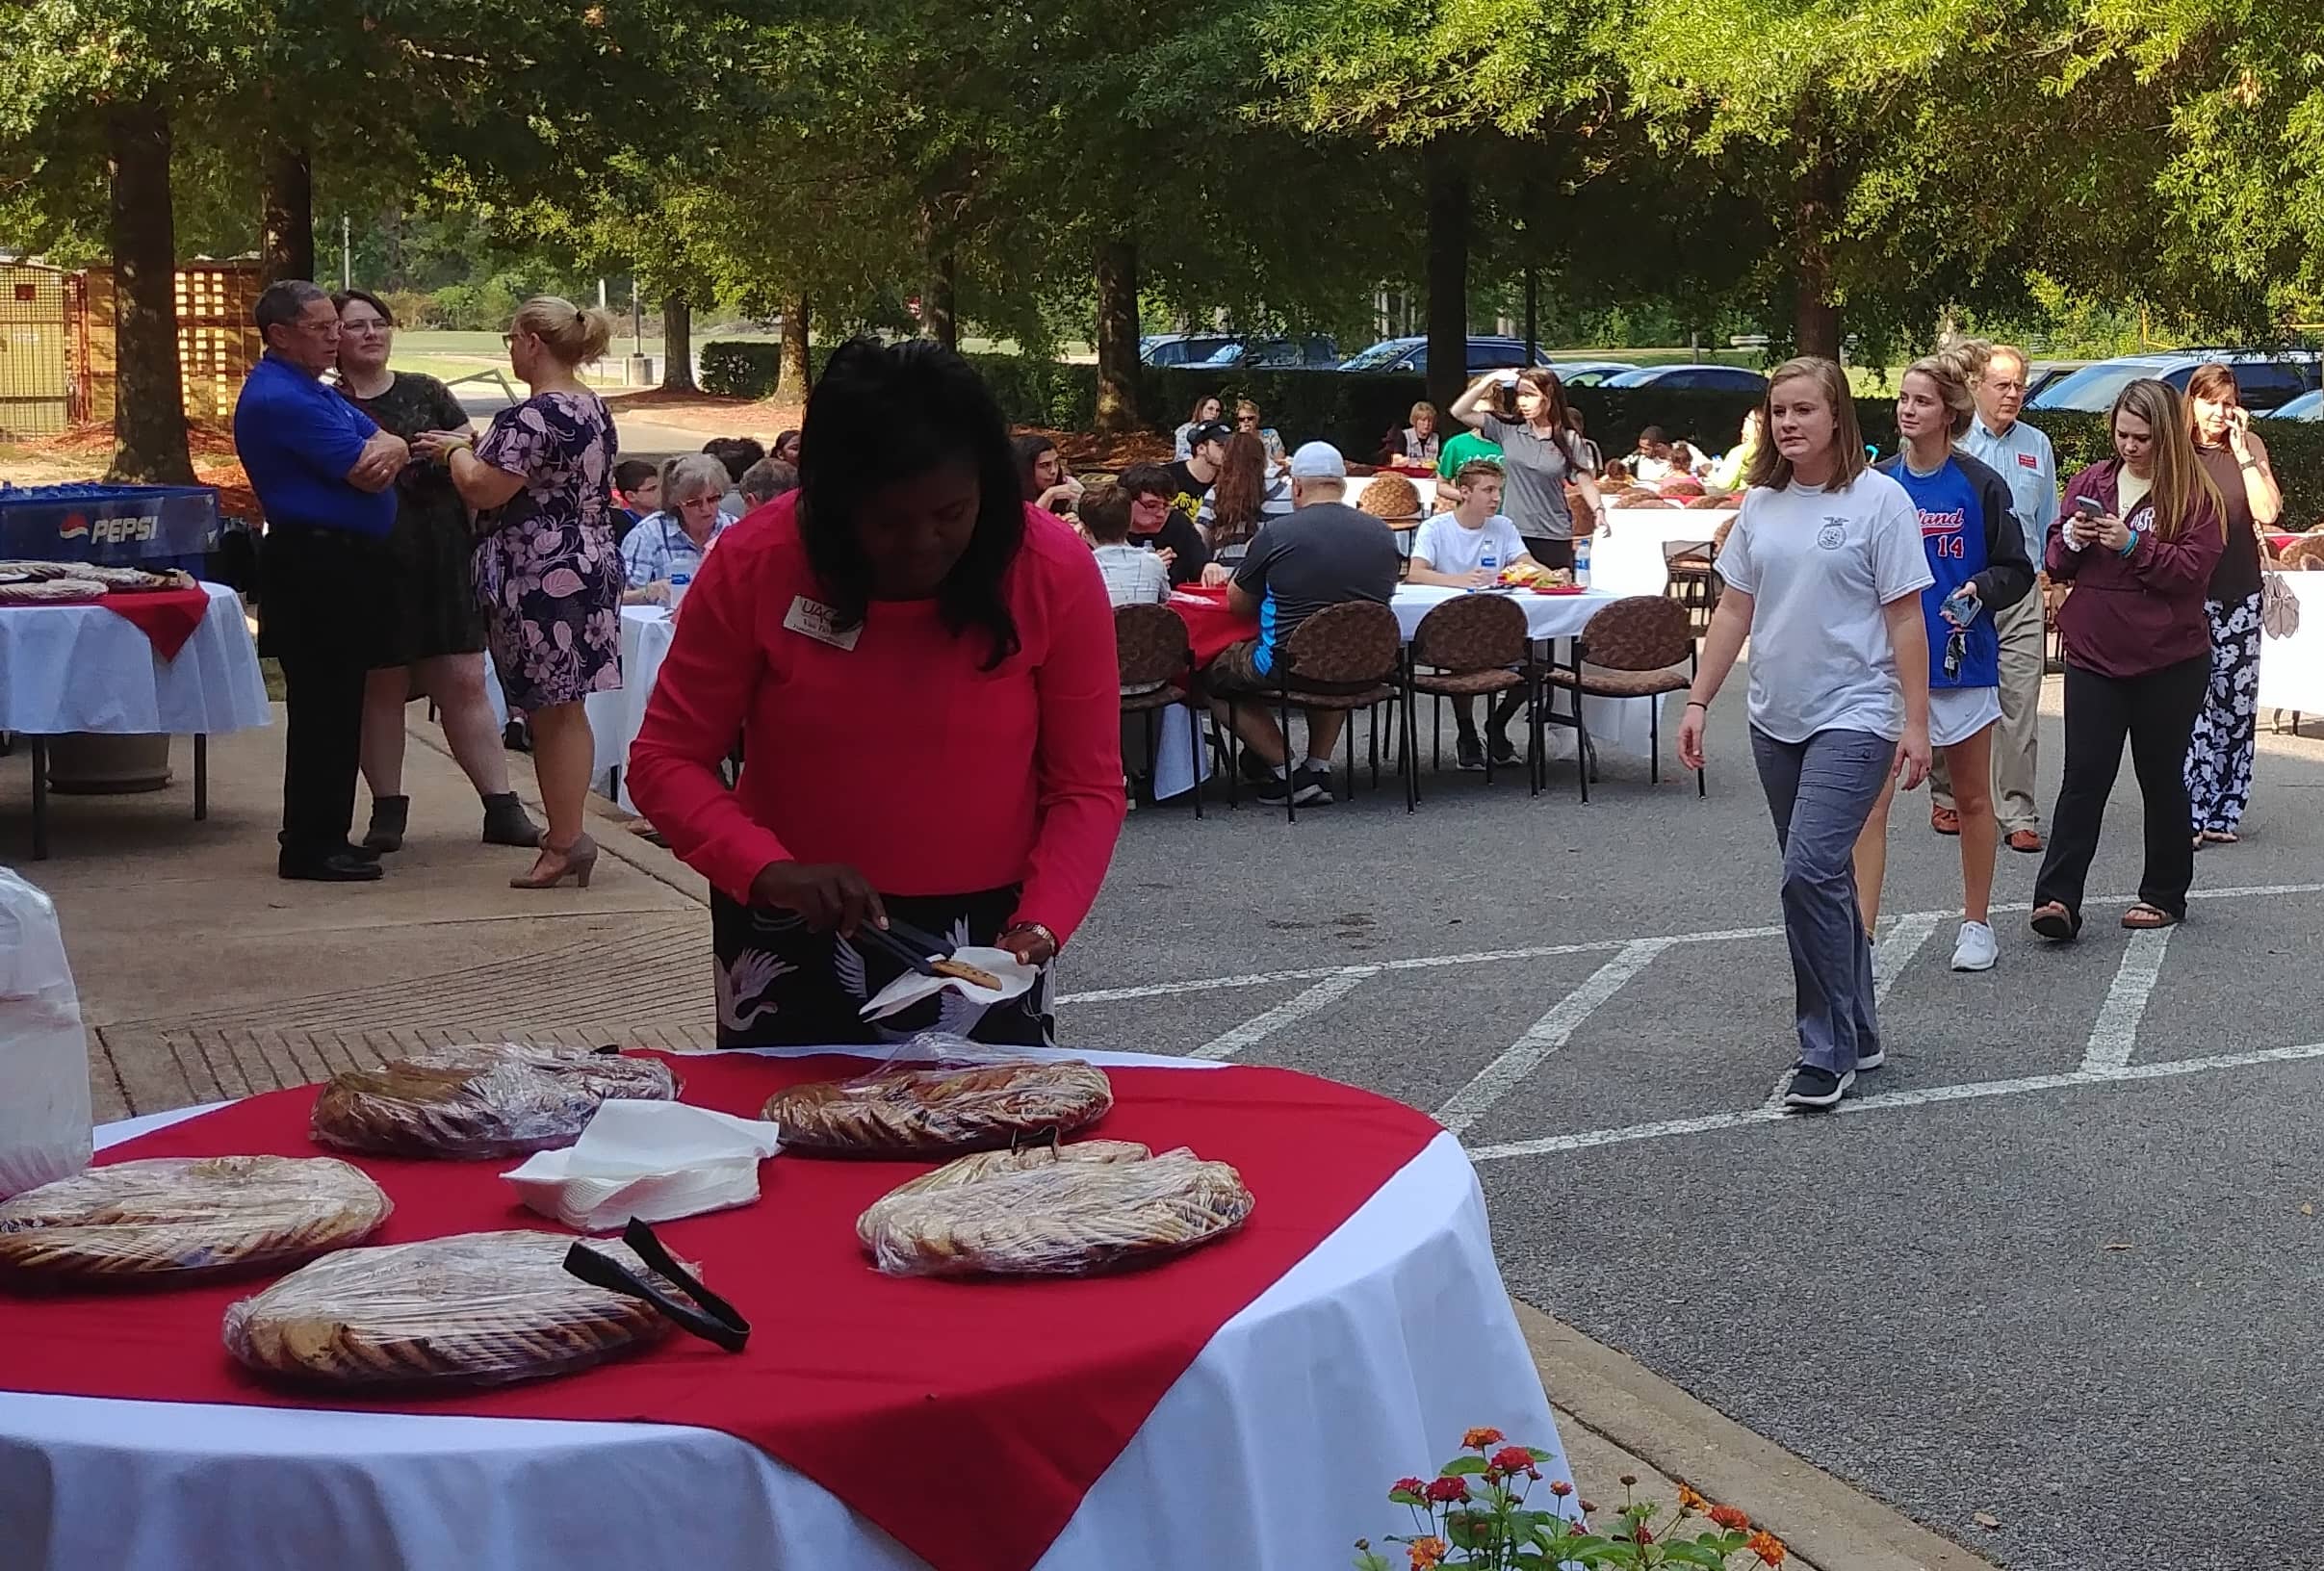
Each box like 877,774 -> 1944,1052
0,1045 -> 1570,1571
1392,585 -> 1677,760
2260,571 -> 2324,715
1590,510 -> 1732,599
484,605 -> 676,812
0,583 -> 271,736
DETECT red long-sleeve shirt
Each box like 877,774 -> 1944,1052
2049,460 -> 2224,680
625,495 -> 1127,943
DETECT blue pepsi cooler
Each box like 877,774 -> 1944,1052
0,483 -> 220,574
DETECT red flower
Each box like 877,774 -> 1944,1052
1489,1446 -> 1536,1475
1425,1477 -> 1471,1504
1710,1504 -> 1751,1532
1549,1481 -> 1574,1498
1392,1478 -> 1428,1498
1635,1524 -> 1654,1546
1460,1427 -> 1506,1449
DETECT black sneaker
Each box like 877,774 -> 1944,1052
1456,734 -> 1486,771
1487,732 -> 1520,768
1292,761 -> 1334,805
1239,749 -> 1274,785
1254,772 -> 1294,804
1854,1042 -> 1885,1070
1782,1064 -> 1853,1110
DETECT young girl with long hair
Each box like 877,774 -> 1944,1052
2031,379 -> 2225,940
1447,368 -> 1606,568
1196,430 -> 1291,559
1854,348 -> 2034,973
1678,358 -> 1933,1109
2181,363 -> 2280,846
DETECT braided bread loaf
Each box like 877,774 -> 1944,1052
311,1043 -> 679,1159
0,1156 -> 391,1285
763,1058 -> 1113,1157
854,1139 -> 1152,1249
224,1230 -> 688,1388
860,1146 -> 1254,1277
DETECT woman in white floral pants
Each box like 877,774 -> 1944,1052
2182,365 -> 2281,845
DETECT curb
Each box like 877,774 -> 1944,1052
1515,1301 -> 1996,1571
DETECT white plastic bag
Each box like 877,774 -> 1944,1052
0,866 -> 92,1199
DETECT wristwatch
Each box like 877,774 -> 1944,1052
1001,920 -> 1060,957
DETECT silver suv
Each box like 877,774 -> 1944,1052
2027,349 -> 2322,414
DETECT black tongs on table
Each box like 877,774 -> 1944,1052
563,1217 -> 751,1353
848,916 -> 960,979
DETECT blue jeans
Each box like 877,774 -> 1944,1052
1749,727 -> 1895,1073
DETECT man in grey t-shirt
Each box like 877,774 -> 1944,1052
1206,442 -> 1401,806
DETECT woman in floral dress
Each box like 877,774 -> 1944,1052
425,296 -> 622,889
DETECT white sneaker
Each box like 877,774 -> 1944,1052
1950,920 -> 1999,972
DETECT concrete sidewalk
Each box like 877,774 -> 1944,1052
0,708 -> 1986,1570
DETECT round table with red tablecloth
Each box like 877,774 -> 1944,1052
0,1045 -> 1574,1571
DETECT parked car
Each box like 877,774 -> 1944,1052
1189,335 -> 1340,370
2027,350 -> 2323,414
1139,333 -> 1245,368
2262,389 -> 2324,421
1335,336 -> 1555,375
1543,360 -> 1639,387
1600,364 -> 1770,394
2023,362 -> 2079,402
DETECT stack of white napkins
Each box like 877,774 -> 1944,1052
860,944 -> 1039,1021
503,1100 -> 782,1232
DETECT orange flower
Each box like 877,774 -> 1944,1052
1408,1535 -> 1448,1569
1747,1529 -> 1788,1566
1461,1428 -> 1506,1450
1710,1504 -> 1751,1532
1676,1483 -> 1709,1512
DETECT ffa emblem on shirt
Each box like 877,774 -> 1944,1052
1817,521 -> 1846,549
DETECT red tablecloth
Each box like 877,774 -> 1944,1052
1,1053 -> 1441,1571
0,586 -> 214,660
1166,584 -> 1259,668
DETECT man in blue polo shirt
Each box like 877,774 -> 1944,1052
235,279 -> 409,883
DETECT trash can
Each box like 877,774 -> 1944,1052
45,733 -> 173,794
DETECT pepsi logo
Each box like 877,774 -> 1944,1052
59,514 -> 89,539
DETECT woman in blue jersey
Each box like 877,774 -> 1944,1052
1853,347 -> 2035,973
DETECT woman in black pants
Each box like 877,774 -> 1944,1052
2031,378 -> 2224,940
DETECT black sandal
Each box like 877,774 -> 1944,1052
2030,902 -> 2079,942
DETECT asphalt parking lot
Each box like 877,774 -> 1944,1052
1064,675 -> 2324,1571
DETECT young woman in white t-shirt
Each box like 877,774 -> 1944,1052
1677,357 -> 1934,1110
1406,461 -> 1548,769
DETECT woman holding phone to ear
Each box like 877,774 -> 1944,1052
2031,378 -> 2224,941
2182,363 -> 2279,846
1677,358 -> 1932,1111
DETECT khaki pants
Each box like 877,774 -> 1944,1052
1932,587 -> 2044,832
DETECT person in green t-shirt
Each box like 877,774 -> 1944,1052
1437,376 -> 1511,477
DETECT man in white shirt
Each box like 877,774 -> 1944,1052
1949,342 -> 2056,854
1405,461 -> 1541,769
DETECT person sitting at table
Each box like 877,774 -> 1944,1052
1436,383 -> 1508,479
1202,442 -> 1402,807
1174,394 -> 1223,459
330,287 -> 540,858
612,459 -> 658,542
1706,409 -> 1764,494
1169,421 -> 1231,523
702,437 -> 763,520
1117,463 -> 1212,586
1014,433 -> 1084,517
1084,485 -> 1172,608
1631,426 -> 1675,485
626,336 -> 1125,1046
1196,430 -> 1293,565
1397,401 -> 1442,467
1407,460 -> 1547,769
771,427 -> 802,466
1233,399 -> 1288,469
621,453 -> 736,605
739,455 -> 799,511
236,278 -> 408,884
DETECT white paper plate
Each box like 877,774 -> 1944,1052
859,945 -> 1039,1021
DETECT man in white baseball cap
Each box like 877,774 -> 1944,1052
1203,440 -> 1401,805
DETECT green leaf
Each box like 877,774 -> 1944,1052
1441,1455 -> 1489,1476
1388,1488 -> 1425,1507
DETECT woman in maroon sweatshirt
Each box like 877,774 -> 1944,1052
2030,378 -> 2224,940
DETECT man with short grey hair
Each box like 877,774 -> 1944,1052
1948,340 -> 2056,854
235,278 -> 409,882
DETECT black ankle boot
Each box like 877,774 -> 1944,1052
480,792 -> 543,848
362,795 -> 410,853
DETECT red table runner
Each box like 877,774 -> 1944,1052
1167,584 -> 1260,669
0,585 -> 213,660
1,1054 -> 1441,1571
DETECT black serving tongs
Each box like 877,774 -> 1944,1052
848,915 -> 959,979
563,1217 -> 751,1353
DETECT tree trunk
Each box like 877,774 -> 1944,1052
660,292 -> 696,391
780,294 -> 812,394
105,101 -> 194,485
258,134 -> 315,287
926,251 -> 959,352
1095,236 -> 1140,435
1792,120 -> 1843,361
1423,148 -> 1471,414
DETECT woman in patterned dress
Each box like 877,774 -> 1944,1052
422,296 -> 622,889
2182,363 -> 2280,846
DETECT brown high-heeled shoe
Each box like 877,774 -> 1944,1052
510,834 -> 598,889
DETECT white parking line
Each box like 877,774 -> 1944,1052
2081,927 -> 2174,1073
1058,883 -> 2324,1007
1463,1041 -> 2324,1162
1190,970 -> 1376,1060
1435,940 -> 1675,1134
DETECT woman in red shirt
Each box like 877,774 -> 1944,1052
627,339 -> 1126,1046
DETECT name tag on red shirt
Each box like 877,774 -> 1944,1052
784,596 -> 862,651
